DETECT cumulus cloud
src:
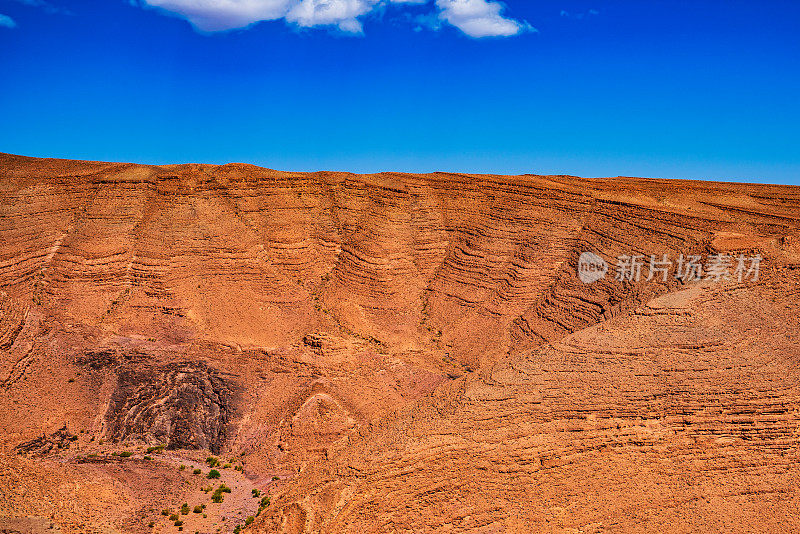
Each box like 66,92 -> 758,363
436,0 -> 529,38
0,14 -> 16,28
286,0 -> 377,34
136,0 -> 530,37
140,0 -> 293,32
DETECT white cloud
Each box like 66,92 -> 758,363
436,0 -> 529,37
286,0 -> 376,34
136,0 -> 530,37
0,14 -> 16,28
140,0 -> 294,32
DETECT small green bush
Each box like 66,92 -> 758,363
245,516 -> 254,526
207,469 -> 221,479
119,451 -> 133,458
146,444 -> 165,454
193,505 -> 203,513
143,455 -> 152,461
193,468 -> 201,475
169,514 -> 179,521
251,489 -> 260,498
180,503 -> 190,515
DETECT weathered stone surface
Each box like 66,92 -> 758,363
1,153 -> 800,533
105,361 -> 233,453
14,425 -> 77,456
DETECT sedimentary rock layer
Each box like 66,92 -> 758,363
1,153 -> 799,533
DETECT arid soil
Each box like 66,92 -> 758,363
1,153 -> 799,533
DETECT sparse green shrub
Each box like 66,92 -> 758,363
179,464 -> 186,471
146,444 -> 165,454
260,496 -> 270,507
271,476 -> 279,481
207,469 -> 221,479
161,509 -> 170,516
119,451 -> 133,458
245,516 -> 254,526
251,489 -> 260,498
169,514 -> 179,521
223,463 -> 231,469
143,455 -> 152,461
205,456 -> 219,467
193,505 -> 203,513
219,484 -> 231,493
180,503 -> 190,515
193,468 -> 201,475
148,521 -> 154,528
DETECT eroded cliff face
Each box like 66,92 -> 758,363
1,153 -> 799,533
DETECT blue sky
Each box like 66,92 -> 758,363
1,0 -> 799,184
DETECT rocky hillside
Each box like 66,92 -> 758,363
1,153 -> 799,533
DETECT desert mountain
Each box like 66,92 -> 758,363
1,153 -> 800,533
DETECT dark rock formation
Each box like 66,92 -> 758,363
14,424 -> 77,456
105,361 -> 233,453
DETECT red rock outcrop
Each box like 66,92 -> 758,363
1,153 -> 799,533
